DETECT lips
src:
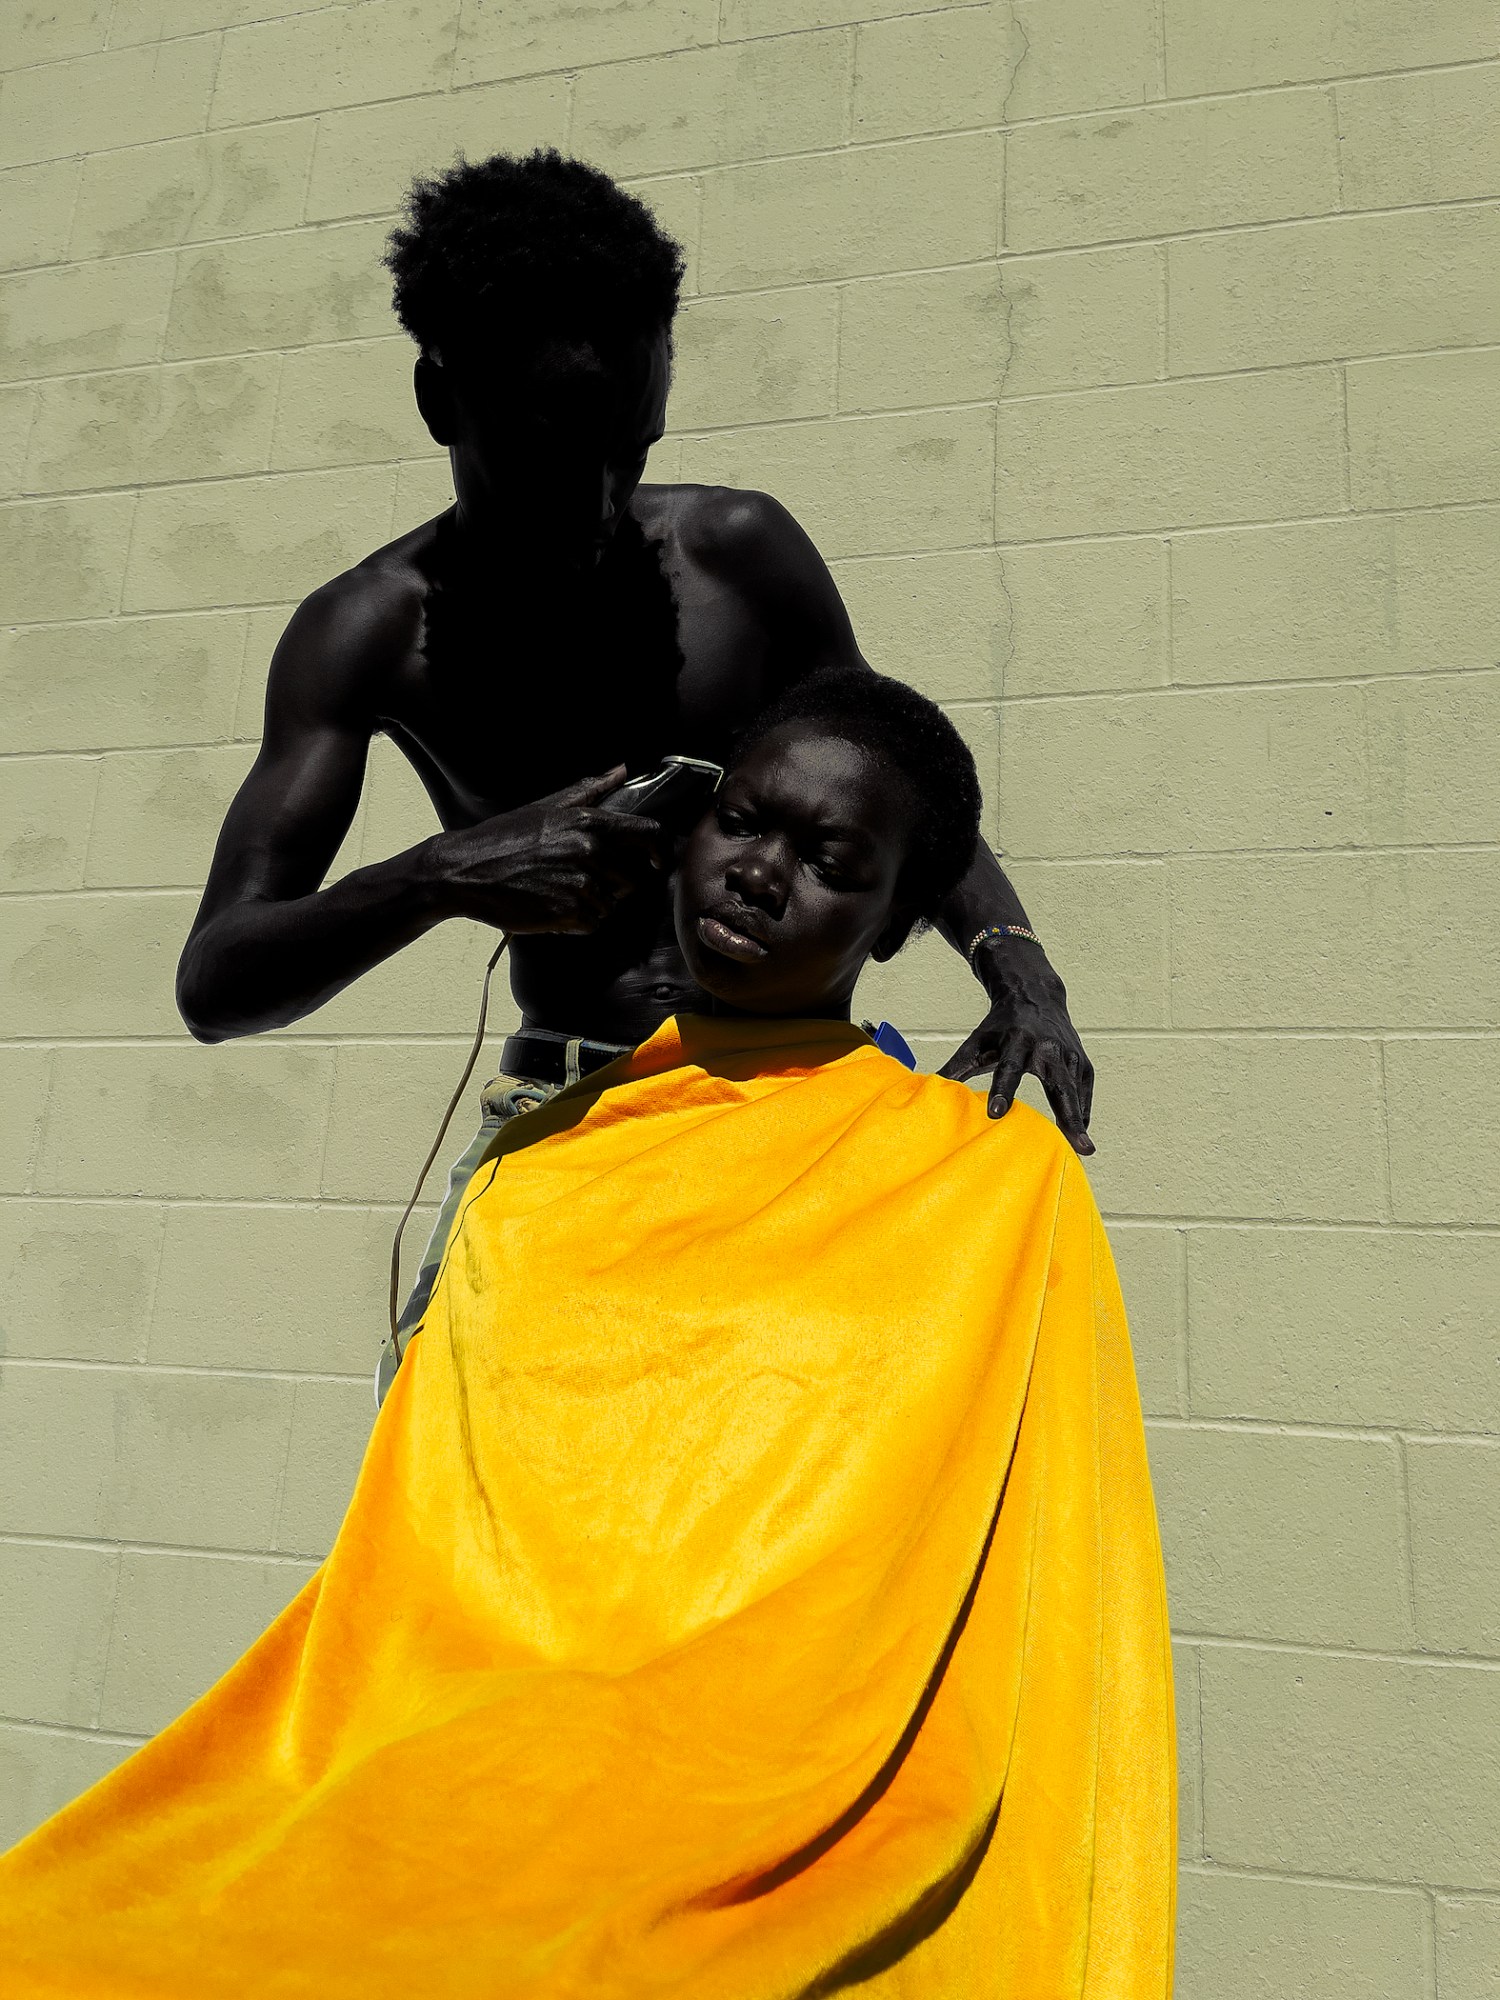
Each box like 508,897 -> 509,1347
696,907 -> 771,963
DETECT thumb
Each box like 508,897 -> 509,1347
544,765 -> 628,809
936,1036 -> 985,1084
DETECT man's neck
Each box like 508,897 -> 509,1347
442,502 -> 624,595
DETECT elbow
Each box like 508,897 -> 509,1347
176,939 -> 234,1044
182,1015 -> 230,1047
177,982 -> 230,1045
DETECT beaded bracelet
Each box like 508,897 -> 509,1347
966,923 -> 1044,963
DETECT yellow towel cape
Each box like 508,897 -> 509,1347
0,1015 -> 1174,1997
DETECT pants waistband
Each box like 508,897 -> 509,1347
499,1030 -> 634,1087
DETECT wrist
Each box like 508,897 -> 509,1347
395,831 -> 460,922
965,923 -> 1044,967
969,926 -> 1061,1000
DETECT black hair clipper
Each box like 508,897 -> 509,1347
599,755 -> 723,834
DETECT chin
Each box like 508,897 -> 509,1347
563,540 -> 613,576
676,942 -> 758,1010
691,964 -> 817,1017
678,947 -> 740,1003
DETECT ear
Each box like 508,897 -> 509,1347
413,354 -> 454,447
870,905 -> 918,963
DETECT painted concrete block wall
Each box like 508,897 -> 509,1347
1,3 -> 1497,1991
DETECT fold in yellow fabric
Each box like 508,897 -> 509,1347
0,1014 -> 1175,1998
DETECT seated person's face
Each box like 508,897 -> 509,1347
674,723 -> 920,1018
418,328 -> 670,574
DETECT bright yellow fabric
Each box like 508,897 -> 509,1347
0,1015 -> 1175,1997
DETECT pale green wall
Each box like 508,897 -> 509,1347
2,2 -> 1499,1991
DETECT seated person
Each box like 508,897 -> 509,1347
0,671 -> 1175,1998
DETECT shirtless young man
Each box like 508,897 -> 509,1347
178,149 -> 1094,1153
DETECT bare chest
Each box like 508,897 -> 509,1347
376,536 -> 777,827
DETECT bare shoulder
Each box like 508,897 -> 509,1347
262,514 -> 443,731
639,484 -> 859,671
646,483 -> 823,582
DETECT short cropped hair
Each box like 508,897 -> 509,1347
734,667 -> 982,921
385,149 -> 686,366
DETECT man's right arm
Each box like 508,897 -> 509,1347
177,576 -> 666,1042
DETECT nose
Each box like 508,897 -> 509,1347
726,837 -> 790,916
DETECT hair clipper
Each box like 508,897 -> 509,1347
598,755 -> 723,834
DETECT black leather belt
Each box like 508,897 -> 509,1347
500,1029 -> 634,1086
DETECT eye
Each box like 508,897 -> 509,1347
717,803 -> 753,835
809,855 -> 851,887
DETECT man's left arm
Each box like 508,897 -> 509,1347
718,488 -> 1095,1152
931,843 -> 1094,1151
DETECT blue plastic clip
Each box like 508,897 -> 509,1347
871,1020 -> 917,1070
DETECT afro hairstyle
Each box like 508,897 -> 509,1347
384,148 -> 686,369
732,666 -> 983,926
